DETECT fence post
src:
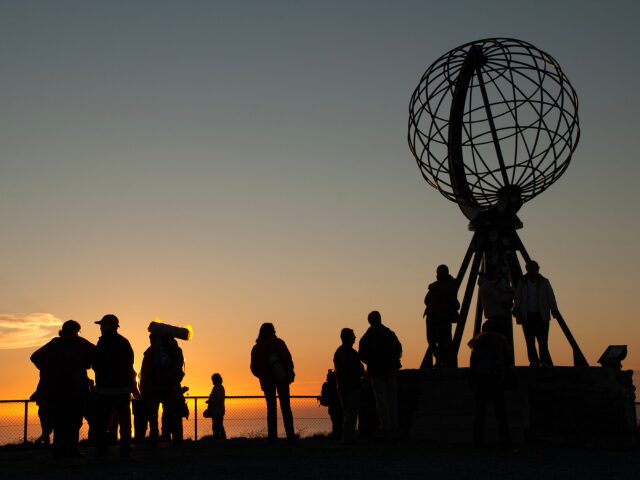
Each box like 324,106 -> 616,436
194,398 -> 198,441
23,401 -> 28,444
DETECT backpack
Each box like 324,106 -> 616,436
267,350 -> 289,384
154,342 -> 185,385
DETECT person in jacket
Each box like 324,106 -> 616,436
30,320 -> 94,457
424,265 -> 460,367
513,261 -> 559,367
333,328 -> 364,443
207,373 -> 226,439
92,314 -> 138,457
358,311 -> 402,433
250,323 -> 296,443
139,333 -> 185,445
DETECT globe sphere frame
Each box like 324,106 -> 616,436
408,38 -> 580,222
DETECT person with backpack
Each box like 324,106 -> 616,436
424,264 -> 460,367
358,311 -> 402,434
250,323 -> 296,443
469,319 -> 513,449
318,370 -> 342,439
140,333 -> 185,445
333,328 -> 364,443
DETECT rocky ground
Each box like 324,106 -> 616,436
1,436 -> 639,480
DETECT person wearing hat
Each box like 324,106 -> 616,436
92,314 -> 137,457
31,320 -> 94,457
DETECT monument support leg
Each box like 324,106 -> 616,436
420,346 -> 433,369
554,312 -> 589,366
472,294 -> 484,338
455,232 -> 478,290
452,250 -> 482,360
505,249 -> 523,366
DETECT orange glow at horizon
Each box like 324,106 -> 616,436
2,301 -> 638,402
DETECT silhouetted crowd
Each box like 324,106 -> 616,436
31,314 -> 192,458
29,260 -> 560,457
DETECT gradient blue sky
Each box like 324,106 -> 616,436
1,1 -> 638,397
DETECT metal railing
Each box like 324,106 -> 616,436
3,398 -> 639,446
0,396 -> 331,446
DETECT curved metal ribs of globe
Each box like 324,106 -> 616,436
408,38 -> 587,366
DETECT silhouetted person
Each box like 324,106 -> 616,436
92,314 -> 137,457
319,369 -> 342,439
469,320 -> 512,449
424,265 -> 460,367
207,373 -> 226,439
174,385 -> 189,441
513,261 -> 559,367
478,268 -> 514,361
358,311 -> 402,434
250,323 -> 296,443
139,333 -> 185,445
30,382 -> 53,445
30,320 -> 94,457
333,328 -> 364,443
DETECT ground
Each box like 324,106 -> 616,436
1,437 -> 639,480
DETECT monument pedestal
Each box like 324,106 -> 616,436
397,367 -> 636,447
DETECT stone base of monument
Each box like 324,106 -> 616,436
397,367 -> 636,447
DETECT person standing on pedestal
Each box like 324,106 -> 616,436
424,265 -> 460,367
513,261 -> 559,367
478,267 -> 514,363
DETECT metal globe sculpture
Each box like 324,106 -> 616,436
408,38 -> 587,367
408,38 -> 580,223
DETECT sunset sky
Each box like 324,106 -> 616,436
1,1 -> 639,399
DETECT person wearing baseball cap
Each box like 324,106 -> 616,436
95,314 -> 119,329
92,314 -> 137,457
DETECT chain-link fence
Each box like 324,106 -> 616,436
0,396 -> 332,446
4,397 -> 639,446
